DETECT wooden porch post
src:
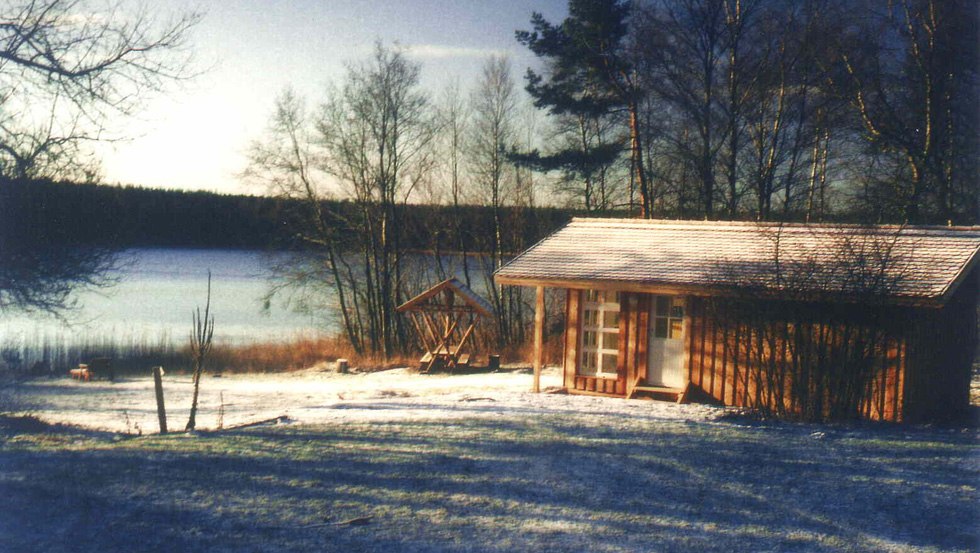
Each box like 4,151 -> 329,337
533,286 -> 545,393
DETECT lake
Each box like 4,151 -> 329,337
0,247 -> 493,359
0,248 -> 330,351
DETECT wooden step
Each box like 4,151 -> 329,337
632,385 -> 684,394
631,385 -> 687,403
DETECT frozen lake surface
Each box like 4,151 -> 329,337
1,248 -> 327,348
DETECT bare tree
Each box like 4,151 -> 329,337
470,55 -> 527,345
431,78 -> 472,285
636,0 -> 727,218
0,236 -> 118,317
828,0 -> 978,224
245,44 -> 436,358
185,271 -> 214,432
0,1 -> 200,316
631,0 -> 852,222
0,0 -> 201,180
471,55 -> 517,263
319,44 -> 436,357
242,89 -> 364,352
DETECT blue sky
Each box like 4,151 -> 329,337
97,0 -> 567,194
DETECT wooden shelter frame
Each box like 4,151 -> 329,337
397,278 -> 493,373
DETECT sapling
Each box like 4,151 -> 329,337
186,272 -> 215,432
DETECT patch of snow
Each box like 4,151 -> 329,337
8,367 -> 724,433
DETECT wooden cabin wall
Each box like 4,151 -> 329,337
620,293 -> 650,392
562,289 -> 640,396
558,273 -> 976,422
688,297 -> 911,422
903,268 -> 978,423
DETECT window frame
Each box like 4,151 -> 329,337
651,295 -> 685,341
579,290 -> 621,379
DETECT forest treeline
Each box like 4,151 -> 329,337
0,178 -> 573,252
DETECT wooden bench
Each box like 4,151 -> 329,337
419,348 -> 470,371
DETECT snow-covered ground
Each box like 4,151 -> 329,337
3,367 -> 977,553
7,366 -> 723,433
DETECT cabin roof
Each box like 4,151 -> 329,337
494,218 -> 980,306
397,277 -> 494,317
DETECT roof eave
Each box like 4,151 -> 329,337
933,244 -> 980,305
397,277 -> 494,317
495,274 -> 947,308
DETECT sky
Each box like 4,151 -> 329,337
96,0 -> 568,195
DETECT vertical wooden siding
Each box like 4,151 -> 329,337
620,293 -> 650,391
688,297 -> 911,422
903,269 -> 977,423
560,276 -> 976,423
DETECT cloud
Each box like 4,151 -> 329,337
404,44 -> 508,60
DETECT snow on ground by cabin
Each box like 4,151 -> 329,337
1,367 -> 977,553
6,366 -> 721,433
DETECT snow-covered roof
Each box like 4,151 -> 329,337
397,277 -> 493,317
494,218 -> 980,306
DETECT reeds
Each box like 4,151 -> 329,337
0,320 -> 565,378
0,330 -> 184,376
0,329 -> 433,376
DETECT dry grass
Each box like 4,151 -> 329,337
209,335 -> 354,373
209,328 -> 567,374
193,336 -> 428,374
2,326 -> 566,378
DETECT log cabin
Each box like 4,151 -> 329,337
495,218 -> 980,423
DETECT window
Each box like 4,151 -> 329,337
652,296 -> 685,340
580,290 -> 620,377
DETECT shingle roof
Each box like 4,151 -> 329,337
494,218 -> 980,305
397,277 -> 494,317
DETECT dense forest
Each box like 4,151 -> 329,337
0,178 -> 574,252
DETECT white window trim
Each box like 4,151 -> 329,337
580,291 -> 620,378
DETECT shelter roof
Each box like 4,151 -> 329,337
494,218 -> 980,306
397,277 -> 493,317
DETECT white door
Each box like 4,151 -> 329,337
647,296 -> 686,388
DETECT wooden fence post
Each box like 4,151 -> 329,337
153,366 -> 168,434
533,286 -> 545,393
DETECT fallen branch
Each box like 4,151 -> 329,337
295,516 -> 373,529
458,396 -> 496,402
222,415 -> 290,431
